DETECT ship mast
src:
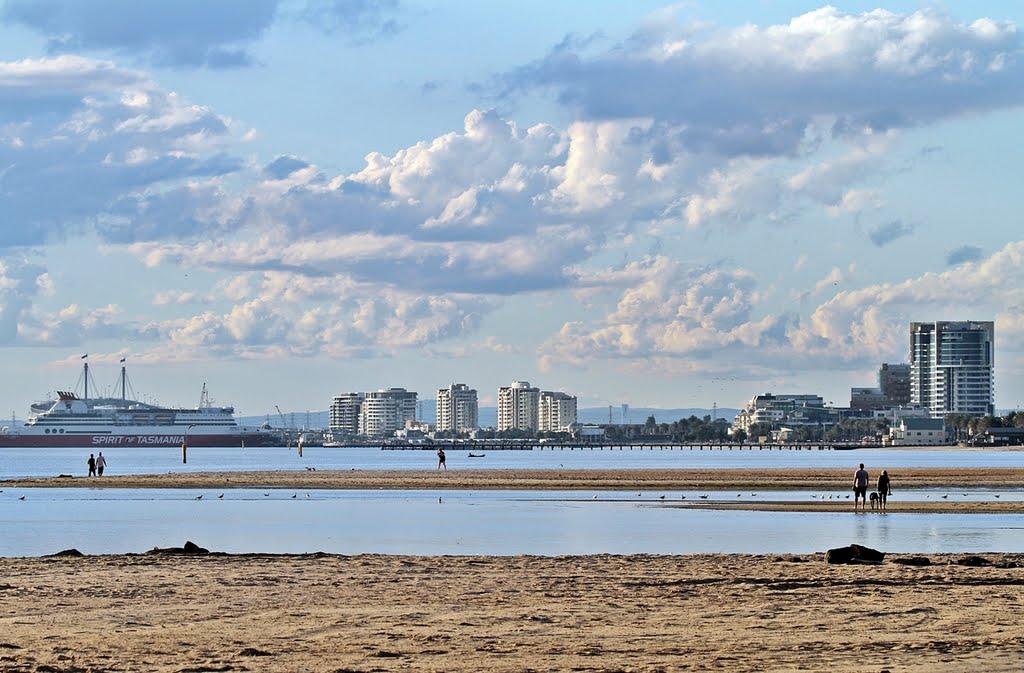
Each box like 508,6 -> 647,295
83,359 -> 88,401
121,361 -> 127,402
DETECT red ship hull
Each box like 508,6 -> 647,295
0,433 -> 279,448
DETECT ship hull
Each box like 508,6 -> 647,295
0,432 -> 278,448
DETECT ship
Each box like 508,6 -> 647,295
0,360 -> 278,448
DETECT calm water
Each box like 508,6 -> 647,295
3,446 -> 1024,557
3,445 -> 1024,479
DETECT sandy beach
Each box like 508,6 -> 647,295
2,552 -> 1024,672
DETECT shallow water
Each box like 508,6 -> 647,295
3,445 -> 1023,480
2,487 -> 1024,557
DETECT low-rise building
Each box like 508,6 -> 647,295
889,417 -> 946,446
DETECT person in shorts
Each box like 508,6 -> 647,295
853,463 -> 870,511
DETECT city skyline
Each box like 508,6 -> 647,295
2,2 -> 1024,418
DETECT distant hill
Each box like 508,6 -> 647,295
241,403 -> 738,430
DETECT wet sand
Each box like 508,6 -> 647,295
2,553 -> 1024,672
5,467 -> 1024,513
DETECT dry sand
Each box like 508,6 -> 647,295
2,553 -> 1024,673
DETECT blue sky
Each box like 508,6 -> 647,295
2,1 -> 1023,419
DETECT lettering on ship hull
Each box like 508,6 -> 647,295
92,435 -> 186,445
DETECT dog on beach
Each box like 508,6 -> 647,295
869,492 -> 880,510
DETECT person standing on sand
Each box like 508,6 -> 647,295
87,453 -> 96,477
853,463 -> 869,511
877,470 -> 892,510
436,447 -> 446,471
96,452 -> 107,477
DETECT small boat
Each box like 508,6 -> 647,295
467,453 -> 485,458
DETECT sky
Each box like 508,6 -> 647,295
2,1 -> 1024,419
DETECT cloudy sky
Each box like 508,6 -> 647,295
1,1 -> 1023,419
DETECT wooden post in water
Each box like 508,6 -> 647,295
181,442 -> 187,464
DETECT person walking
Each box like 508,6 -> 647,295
96,452 -> 107,477
853,463 -> 870,511
87,453 -> 96,477
436,447 -> 447,471
877,470 -> 892,510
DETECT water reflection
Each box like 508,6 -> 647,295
2,487 -> 1023,557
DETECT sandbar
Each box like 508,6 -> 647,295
4,467 -> 1024,513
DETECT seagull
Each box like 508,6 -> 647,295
292,494 -> 297,499
218,494 -> 224,499
659,495 -> 665,500
305,493 -> 310,498
941,494 -> 948,499
699,495 -> 709,500
18,495 -> 25,500
995,494 -> 1001,498
263,492 -> 270,497
680,495 -> 686,500
195,495 -> 203,500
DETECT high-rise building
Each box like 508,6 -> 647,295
539,391 -> 577,433
359,388 -> 418,436
878,363 -> 911,406
497,381 -> 539,432
328,392 -> 363,435
910,321 -> 994,418
436,383 -> 478,433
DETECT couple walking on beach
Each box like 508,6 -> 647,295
854,463 -> 891,511
87,452 -> 107,477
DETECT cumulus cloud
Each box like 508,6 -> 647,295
540,241 -> 1024,377
868,220 -> 915,247
502,6 -> 1023,140
0,56 -> 246,246
143,271 -> 499,361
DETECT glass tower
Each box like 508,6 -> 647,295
910,321 -> 994,418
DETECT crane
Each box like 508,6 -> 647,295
275,405 -> 287,429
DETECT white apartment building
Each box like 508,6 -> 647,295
497,381 -> 539,432
359,388 -> 418,437
539,391 -> 577,433
328,392 -> 364,435
731,394 -> 828,435
910,321 -> 994,418
436,383 -> 479,433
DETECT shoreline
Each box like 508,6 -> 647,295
2,552 -> 1023,672
6,466 -> 1024,490
6,467 -> 1024,513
